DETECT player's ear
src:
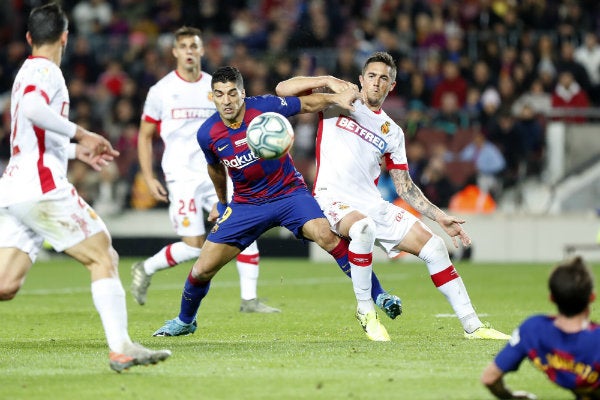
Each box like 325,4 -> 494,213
549,294 -> 555,304
25,32 -> 33,47
60,31 -> 68,46
590,292 -> 596,303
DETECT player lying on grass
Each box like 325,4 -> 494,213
275,51 -> 510,340
482,256 -> 600,400
152,66 -> 399,341
0,2 -> 170,372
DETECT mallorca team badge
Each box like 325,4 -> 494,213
381,121 -> 390,135
182,216 -> 191,227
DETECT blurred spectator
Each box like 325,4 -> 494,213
463,87 -> 482,127
417,156 -> 456,208
488,111 -> 527,189
72,0 -> 113,36
515,104 -> 546,178
574,32 -> 600,104
497,74 -> 518,111
405,71 -> 432,107
432,92 -> 468,138
479,87 -> 502,135
0,41 -> 27,94
403,100 -> 429,140
98,59 -> 129,97
556,41 -> 592,97
332,47 -> 362,85
65,36 -> 101,84
406,140 -> 428,184
459,130 -> 506,200
538,59 -> 557,93
511,79 -> 552,117
432,60 -> 468,109
377,168 -> 398,203
551,70 -> 591,123
469,60 -> 494,93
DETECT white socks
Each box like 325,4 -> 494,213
91,277 -> 131,353
418,235 -> 482,332
348,218 -> 376,314
237,241 -> 260,300
143,242 -> 201,275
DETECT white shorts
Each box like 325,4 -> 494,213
167,179 -> 218,237
315,195 -> 423,258
0,184 -> 108,262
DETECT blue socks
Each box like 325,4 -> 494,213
178,271 -> 211,324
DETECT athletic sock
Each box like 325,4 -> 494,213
329,239 -> 385,300
419,235 -> 482,332
144,242 -> 201,275
236,251 -> 259,300
91,277 -> 131,353
178,271 -> 211,324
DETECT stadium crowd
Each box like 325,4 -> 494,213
1,0 -> 600,215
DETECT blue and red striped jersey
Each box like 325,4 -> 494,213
197,95 -> 306,204
495,315 -> 600,395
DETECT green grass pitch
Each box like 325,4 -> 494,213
1,256 -> 597,399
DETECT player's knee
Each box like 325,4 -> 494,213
418,235 -> 447,263
313,228 -> 340,252
348,217 -> 376,244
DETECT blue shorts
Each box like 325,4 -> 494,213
208,189 -> 324,250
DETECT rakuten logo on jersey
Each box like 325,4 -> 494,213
171,108 -> 214,119
336,116 -> 387,152
222,151 -> 259,169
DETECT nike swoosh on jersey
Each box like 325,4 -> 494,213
217,144 -> 229,151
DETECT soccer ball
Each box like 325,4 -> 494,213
246,112 -> 294,160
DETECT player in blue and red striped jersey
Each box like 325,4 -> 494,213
482,256 -> 600,400
152,66 -> 397,341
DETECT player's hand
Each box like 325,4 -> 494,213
511,390 -> 537,399
335,86 -> 361,112
75,144 -> 114,171
327,76 -> 358,94
208,202 -> 226,223
438,214 -> 471,248
75,128 -> 120,158
147,179 -> 168,203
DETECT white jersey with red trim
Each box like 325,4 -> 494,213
0,57 -> 71,206
141,70 -> 215,182
314,100 -> 407,209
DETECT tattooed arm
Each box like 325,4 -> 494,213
389,168 -> 471,247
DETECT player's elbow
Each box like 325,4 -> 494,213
274,82 -> 287,97
480,362 -> 503,387
0,282 -> 21,300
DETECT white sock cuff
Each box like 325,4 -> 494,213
91,277 -> 125,296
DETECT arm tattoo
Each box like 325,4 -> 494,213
389,169 -> 442,221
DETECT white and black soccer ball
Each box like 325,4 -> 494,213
246,112 -> 295,160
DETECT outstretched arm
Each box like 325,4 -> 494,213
298,86 -> 361,114
389,168 -> 471,247
276,75 -> 357,97
481,362 -> 537,400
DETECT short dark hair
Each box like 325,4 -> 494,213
549,256 -> 594,317
363,52 -> 397,82
28,2 -> 68,46
211,66 -> 244,89
173,26 -> 202,44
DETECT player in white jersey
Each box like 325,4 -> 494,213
276,51 -> 510,340
0,2 -> 170,372
131,26 -> 278,313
